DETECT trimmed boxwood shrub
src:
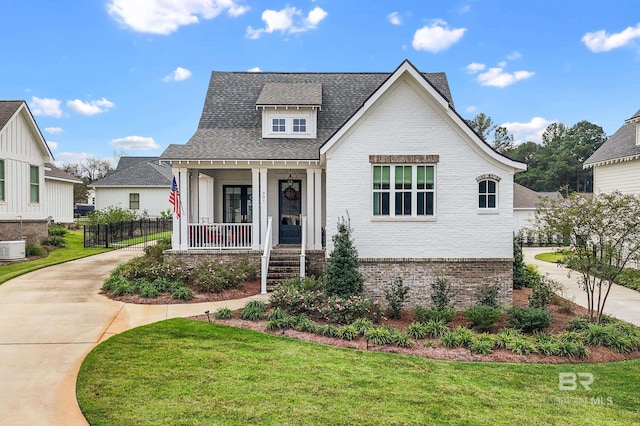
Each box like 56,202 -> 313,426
506,307 -> 553,333
464,306 -> 502,331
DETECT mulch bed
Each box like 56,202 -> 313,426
191,288 -> 640,364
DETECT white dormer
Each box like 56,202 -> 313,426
625,112 -> 640,146
256,83 -> 322,139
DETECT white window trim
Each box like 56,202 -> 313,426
262,108 -> 317,139
371,164 -> 437,220
477,178 -> 499,213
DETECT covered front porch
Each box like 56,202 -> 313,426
170,162 -> 325,252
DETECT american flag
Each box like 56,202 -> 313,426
169,176 -> 181,218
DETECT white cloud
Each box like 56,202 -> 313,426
388,12 -> 401,26
163,66 -> 192,82
247,67 -> 262,72
46,141 -> 58,150
412,20 -> 466,53
246,6 -> 327,39
507,51 -> 522,60
459,5 -> 471,14
502,117 -> 554,144
465,105 -> 478,114
107,0 -> 249,35
476,67 -> 534,88
57,152 -> 98,163
582,23 -> 640,52
67,98 -> 114,115
30,97 -> 63,118
44,127 -> 63,134
465,62 -> 486,73
110,136 -> 159,150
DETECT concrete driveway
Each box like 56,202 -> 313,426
0,249 -> 268,425
524,247 -> 640,326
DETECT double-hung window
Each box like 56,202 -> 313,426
30,165 -> 39,203
373,164 -> 435,217
129,193 -> 140,210
293,118 -> 307,133
272,118 -> 286,133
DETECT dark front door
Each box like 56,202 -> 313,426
279,179 -> 302,244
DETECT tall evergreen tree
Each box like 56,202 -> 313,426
323,216 -> 364,297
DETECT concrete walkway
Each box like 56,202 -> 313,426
0,249 -> 268,426
524,247 -> 640,326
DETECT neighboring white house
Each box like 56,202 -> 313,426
584,108 -> 640,194
0,101 -> 81,242
92,157 -> 172,217
513,183 -> 562,241
159,60 -> 527,306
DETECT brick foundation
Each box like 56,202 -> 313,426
359,258 -> 513,308
0,220 -> 49,245
163,250 -> 262,269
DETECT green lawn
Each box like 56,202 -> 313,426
78,319 -> 640,425
534,251 -> 565,264
0,230 -> 110,285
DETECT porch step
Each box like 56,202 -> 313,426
266,248 -> 306,291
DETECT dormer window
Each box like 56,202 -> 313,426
293,118 -> 307,133
257,82 -> 321,139
272,118 -> 286,133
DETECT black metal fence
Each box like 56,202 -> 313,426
84,218 -> 172,249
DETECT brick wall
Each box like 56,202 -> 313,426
0,220 -> 48,245
164,250 -> 262,270
359,257 -> 513,308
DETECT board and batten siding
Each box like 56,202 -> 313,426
0,108 -> 48,220
95,187 -> 171,217
45,179 -> 75,222
324,76 -> 515,260
593,160 -> 640,195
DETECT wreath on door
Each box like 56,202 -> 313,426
283,186 -> 298,201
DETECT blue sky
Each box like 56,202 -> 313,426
2,0 -> 639,166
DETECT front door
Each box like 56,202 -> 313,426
279,179 -> 302,244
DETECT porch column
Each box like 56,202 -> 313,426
306,169 -> 315,250
259,167 -> 268,249
171,167 -> 189,251
189,171 -> 199,223
314,169 -> 323,249
251,168 -> 260,250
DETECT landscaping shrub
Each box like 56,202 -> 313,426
267,307 -> 288,321
506,307 -> 553,333
506,335 -> 537,355
294,315 -> 318,333
25,243 -> 47,257
191,260 -> 251,293
384,276 -> 409,319
406,322 -> 428,339
528,276 -> 559,308
336,325 -> 358,341
323,216 -> 363,297
42,236 -> 66,247
494,328 -> 525,349
352,318 -> 374,335
440,327 -> 474,348
317,324 -> 338,337
215,307 -> 233,320
139,280 -> 160,298
513,234 -> 526,289
102,274 -> 129,292
616,268 -> 640,291
566,316 -> 591,332
471,333 -> 496,355
392,331 -> 414,348
523,264 -> 542,288
414,306 -> 455,324
430,278 -> 452,310
464,306 -> 502,331
143,237 -> 172,262
241,300 -> 266,321
318,295 -> 383,324
48,226 -> 67,237
364,327 -> 394,346
171,286 -> 193,301
269,277 -> 324,315
424,320 -> 449,338
474,282 -> 500,308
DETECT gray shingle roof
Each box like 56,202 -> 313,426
161,67 -> 453,161
256,83 -> 322,106
44,163 -> 83,183
584,108 -> 640,166
93,157 -> 171,187
0,101 -> 23,130
513,183 -> 562,209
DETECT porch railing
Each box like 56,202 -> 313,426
261,217 -> 273,294
188,223 -> 252,249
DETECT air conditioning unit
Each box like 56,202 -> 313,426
0,240 -> 26,261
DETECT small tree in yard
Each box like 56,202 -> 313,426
535,191 -> 640,324
384,276 -> 409,319
513,233 -> 527,289
323,215 -> 364,297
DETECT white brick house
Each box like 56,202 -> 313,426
160,60 -> 526,306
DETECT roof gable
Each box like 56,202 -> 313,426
93,157 -> 171,187
0,100 -> 54,162
584,108 -> 640,167
44,163 -> 83,183
319,60 -> 526,172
